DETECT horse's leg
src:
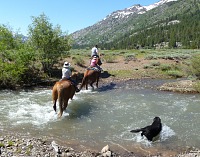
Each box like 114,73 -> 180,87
53,99 -> 57,112
96,72 -> 100,88
80,75 -> 87,90
79,78 -> 85,90
85,78 -> 88,90
63,100 -> 68,111
58,106 -> 63,118
96,76 -> 99,88
90,81 -> 94,90
52,88 -> 58,112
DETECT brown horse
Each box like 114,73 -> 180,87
52,79 -> 76,117
79,69 -> 101,90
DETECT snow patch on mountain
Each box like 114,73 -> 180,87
103,0 -> 178,21
145,0 -> 178,11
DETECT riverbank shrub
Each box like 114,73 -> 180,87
104,55 -> 117,63
143,64 -> 154,69
72,56 -> 85,66
144,49 -> 200,60
0,25 -> 40,88
159,64 -> 172,71
124,53 -> 137,62
166,70 -> 184,78
0,49 -> 38,88
190,54 -> 200,79
150,61 -> 161,67
193,81 -> 200,93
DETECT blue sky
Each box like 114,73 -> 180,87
0,0 -> 159,35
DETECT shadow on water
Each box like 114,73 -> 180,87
67,98 -> 97,119
98,82 -> 116,92
100,71 -> 113,79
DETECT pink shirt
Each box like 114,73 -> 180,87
90,58 -> 97,67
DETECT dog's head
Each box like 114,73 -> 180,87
153,117 -> 161,123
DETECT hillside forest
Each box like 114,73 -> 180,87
104,10 -> 200,50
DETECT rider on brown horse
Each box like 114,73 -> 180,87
79,48 -> 102,90
90,45 -> 103,72
89,56 -> 102,71
61,61 -> 80,93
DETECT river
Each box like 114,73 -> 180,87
0,79 -> 200,155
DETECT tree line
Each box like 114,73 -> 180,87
0,14 -> 71,89
101,9 -> 200,50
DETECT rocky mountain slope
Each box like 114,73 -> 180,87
71,0 -> 200,49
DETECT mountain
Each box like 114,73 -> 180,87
71,0 -> 200,49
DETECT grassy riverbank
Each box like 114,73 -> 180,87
65,49 -> 200,93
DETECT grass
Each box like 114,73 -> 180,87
7,141 -> 14,147
69,48 -> 200,80
0,143 -> 5,147
103,55 -> 117,63
144,49 -> 200,60
109,70 -> 133,78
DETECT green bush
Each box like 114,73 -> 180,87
190,54 -> 200,78
166,70 -> 184,78
0,48 -> 38,88
104,55 -> 116,63
150,61 -> 161,66
72,56 -> 85,66
0,25 -> 42,88
124,53 -> 136,62
143,64 -> 153,69
160,64 -> 172,71
193,81 -> 200,93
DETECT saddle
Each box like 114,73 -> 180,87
60,78 -> 73,84
87,66 -> 101,72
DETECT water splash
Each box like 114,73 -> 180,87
120,124 -> 175,147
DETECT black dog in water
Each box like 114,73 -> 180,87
130,117 -> 162,141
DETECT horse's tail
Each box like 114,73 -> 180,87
79,70 -> 89,90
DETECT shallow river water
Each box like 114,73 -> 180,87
0,79 -> 200,155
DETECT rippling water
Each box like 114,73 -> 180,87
0,80 -> 200,153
